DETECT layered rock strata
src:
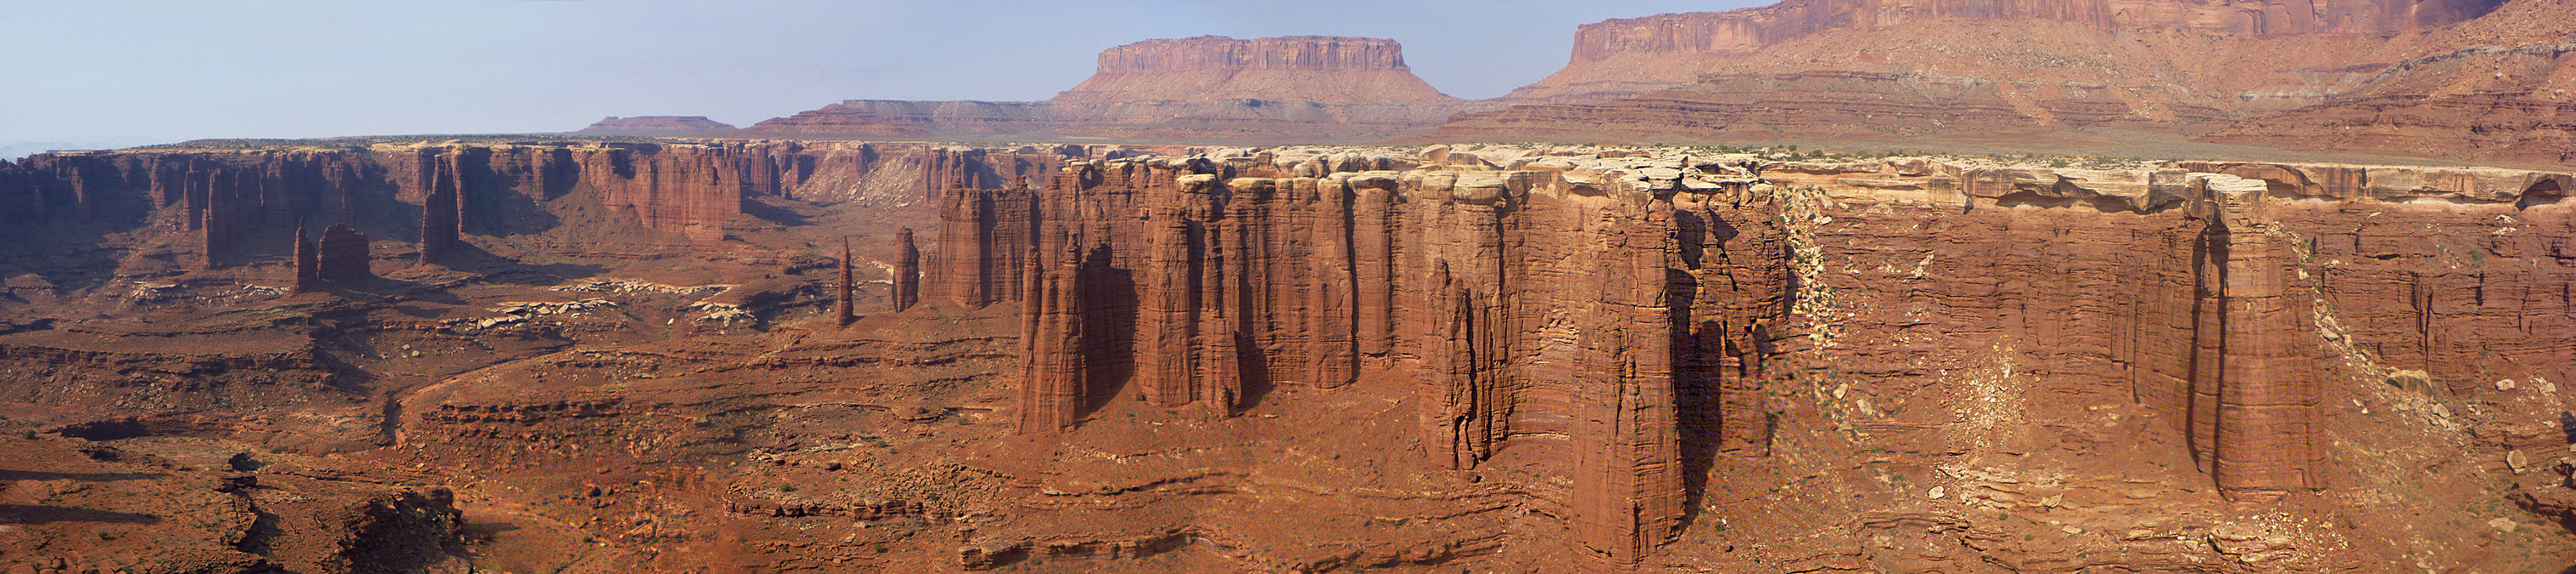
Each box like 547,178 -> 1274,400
1505,0 -> 2508,105
934,145 -> 2574,562
942,148 -> 1793,564
1437,0 -> 2573,164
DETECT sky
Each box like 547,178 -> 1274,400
2,0 -> 1767,147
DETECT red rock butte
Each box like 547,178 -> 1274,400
1056,36 -> 1458,104
576,116 -> 740,136
745,35 -> 1477,143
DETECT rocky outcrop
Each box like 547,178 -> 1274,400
837,236 -> 857,327
934,145 -> 2576,563
317,223 -> 372,283
891,227 -> 919,312
574,116 -> 739,136
745,37 -> 1483,144
0,437 -> 468,574
293,219 -> 320,293
941,148 -> 1792,563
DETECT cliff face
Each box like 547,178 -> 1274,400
1056,36 -> 1456,105
745,36 -> 1482,144
922,145 -> 2576,567
936,149 -> 1786,565
1506,0 -> 2509,105
2201,0 -> 2576,164
0,141 -> 1005,281
1447,0 -> 2575,165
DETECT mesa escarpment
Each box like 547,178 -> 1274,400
746,36 -> 1489,143
5,139 -> 2576,572
1505,0 -> 2508,105
574,116 -> 740,136
1056,36 -> 1454,105
1439,0 -> 2576,165
2203,0 -> 2576,164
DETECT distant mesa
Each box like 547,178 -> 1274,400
1497,0 -> 2513,105
576,116 -> 739,136
1056,35 -> 1456,105
744,36 -> 1489,144
1428,0 -> 2566,165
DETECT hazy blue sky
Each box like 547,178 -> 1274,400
3,0 -> 1765,145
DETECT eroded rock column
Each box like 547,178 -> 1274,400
2187,174 -> 2320,500
892,228 -> 920,312
1569,208 -> 1686,565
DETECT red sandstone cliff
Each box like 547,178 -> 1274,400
0,140 -> 1021,278
2202,0 -> 2576,164
918,145 -> 2575,566
1055,36 -> 1456,105
1503,0 -> 2509,105
1438,0 -> 2576,166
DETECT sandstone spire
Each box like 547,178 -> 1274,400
837,236 -> 855,327
420,154 -> 460,264
891,228 -> 919,312
291,218 -> 319,293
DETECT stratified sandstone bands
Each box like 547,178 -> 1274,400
1437,0 -> 2576,165
924,145 -> 2573,562
1060,36 -> 1454,105
1762,156 -> 2573,502
2204,41 -> 2576,165
1506,0 -> 2510,105
936,147 -> 1791,563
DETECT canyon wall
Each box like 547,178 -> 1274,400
1444,0 -> 2573,166
926,145 -> 2575,563
932,148 -> 1792,565
0,141 -> 1019,272
1505,0 -> 2509,105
